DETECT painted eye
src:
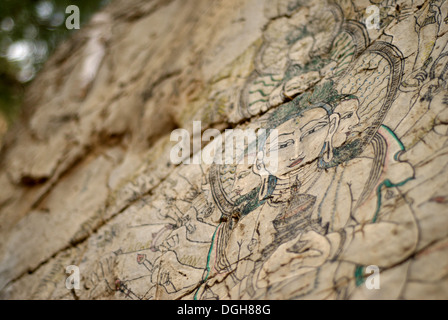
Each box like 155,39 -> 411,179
342,112 -> 353,120
238,171 -> 250,179
279,140 -> 294,149
301,123 -> 326,140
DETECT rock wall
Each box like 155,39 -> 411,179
0,0 -> 447,300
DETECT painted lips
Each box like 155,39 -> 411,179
288,157 -> 304,168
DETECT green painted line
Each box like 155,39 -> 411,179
332,46 -> 355,60
336,52 -> 355,63
332,33 -> 350,48
249,89 -> 270,97
194,222 -> 221,300
266,74 -> 282,82
331,39 -> 354,57
332,36 -> 344,49
248,99 -> 268,107
253,80 -> 276,87
381,124 -> 405,152
372,126 -> 411,223
373,177 -> 414,223
356,126 -> 413,282
355,265 -> 365,287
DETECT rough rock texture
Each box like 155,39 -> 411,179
1,0 -> 448,300
0,116 -> 6,145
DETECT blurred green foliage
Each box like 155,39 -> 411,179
0,0 -> 109,123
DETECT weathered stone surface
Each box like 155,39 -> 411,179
0,0 -> 447,300
0,116 -> 6,145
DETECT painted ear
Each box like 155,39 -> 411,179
253,151 -> 271,201
328,113 -> 340,136
253,151 -> 268,176
322,113 -> 340,163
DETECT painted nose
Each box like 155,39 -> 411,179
290,145 -> 302,161
352,114 -> 361,128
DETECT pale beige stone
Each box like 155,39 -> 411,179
0,0 -> 447,300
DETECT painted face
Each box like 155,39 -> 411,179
333,99 -> 360,148
264,108 -> 330,179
